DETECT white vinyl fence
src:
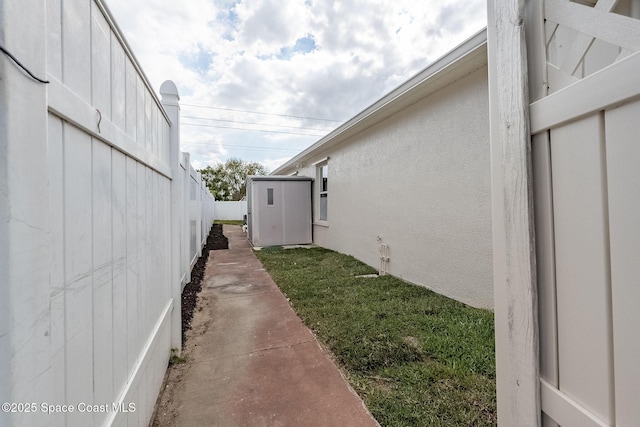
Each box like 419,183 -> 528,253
183,153 -> 216,283
0,1 -> 214,426
214,200 -> 248,221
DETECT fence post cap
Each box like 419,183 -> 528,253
160,80 -> 180,102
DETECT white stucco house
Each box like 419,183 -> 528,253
273,30 -> 493,309
273,2 -> 640,423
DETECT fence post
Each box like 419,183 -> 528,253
196,171 -> 202,257
179,154 -> 187,287
487,1 -> 540,425
160,80 -> 182,354
183,152 -> 192,283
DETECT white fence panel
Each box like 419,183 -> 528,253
606,99 -> 640,426
0,1 -> 215,426
214,200 -> 248,221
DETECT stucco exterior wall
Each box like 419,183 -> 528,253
294,66 -> 493,308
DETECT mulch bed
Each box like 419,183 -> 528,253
180,223 -> 229,346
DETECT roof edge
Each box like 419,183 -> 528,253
248,175 -> 314,182
272,28 -> 488,175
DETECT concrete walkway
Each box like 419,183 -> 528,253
169,225 -> 379,426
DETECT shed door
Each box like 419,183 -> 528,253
529,1 -> 640,425
253,182 -> 284,247
281,181 -> 312,245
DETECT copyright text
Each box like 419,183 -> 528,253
2,402 -> 136,414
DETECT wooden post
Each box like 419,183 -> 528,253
487,1 -> 541,425
160,80 -> 182,354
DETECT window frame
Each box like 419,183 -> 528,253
317,161 -> 328,224
267,187 -> 274,206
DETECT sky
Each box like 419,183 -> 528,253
104,0 -> 487,172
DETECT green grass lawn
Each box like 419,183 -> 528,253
255,247 -> 496,426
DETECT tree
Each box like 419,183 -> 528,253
199,158 -> 269,201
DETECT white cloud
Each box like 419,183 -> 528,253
235,0 -> 311,50
104,0 -> 486,171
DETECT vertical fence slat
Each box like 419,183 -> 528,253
63,124 -> 94,427
62,0 -> 91,102
605,99 -> 640,426
136,162 -> 146,358
47,114 -> 66,427
136,76 -> 145,146
92,139 -> 114,425
125,156 -> 139,372
143,166 -> 152,335
111,34 -> 126,130
550,113 -> 614,423
125,58 -> 137,138
112,149 -> 128,397
91,5 -> 111,119
145,92 -> 153,153
532,132 -> 558,391
532,132 -> 561,427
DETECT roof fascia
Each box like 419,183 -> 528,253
272,28 -> 488,175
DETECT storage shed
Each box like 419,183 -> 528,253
246,176 -> 313,247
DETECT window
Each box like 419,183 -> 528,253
319,163 -> 328,221
267,188 -> 274,206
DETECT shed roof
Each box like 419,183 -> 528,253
272,28 -> 488,175
247,175 -> 313,182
